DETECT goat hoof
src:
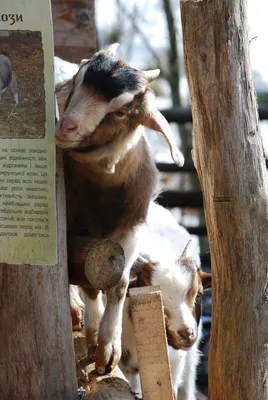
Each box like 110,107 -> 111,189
95,339 -> 121,375
71,305 -> 84,331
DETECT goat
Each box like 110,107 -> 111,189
55,44 -> 184,374
0,52 -> 19,105
120,202 -> 212,399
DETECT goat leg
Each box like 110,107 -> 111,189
9,74 -> 19,106
82,287 -> 104,359
95,227 -> 140,374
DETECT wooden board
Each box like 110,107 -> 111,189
129,286 -> 174,400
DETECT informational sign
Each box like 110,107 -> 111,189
0,1 -> 57,264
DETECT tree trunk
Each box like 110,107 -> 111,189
180,1 -> 268,399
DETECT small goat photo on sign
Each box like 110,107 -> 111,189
0,30 -> 45,139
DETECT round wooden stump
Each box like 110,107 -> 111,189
85,239 -> 125,290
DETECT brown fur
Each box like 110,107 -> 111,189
186,272 -> 201,310
65,138 -> 157,286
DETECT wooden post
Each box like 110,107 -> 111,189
51,0 -> 97,62
0,155 -> 77,400
0,1 -> 77,398
129,286 -> 173,400
180,1 -> 268,399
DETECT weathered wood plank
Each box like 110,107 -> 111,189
129,286 -> 173,400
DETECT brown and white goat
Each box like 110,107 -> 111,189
120,202 -> 212,399
0,52 -> 18,105
55,44 -> 184,374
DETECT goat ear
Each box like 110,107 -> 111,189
142,69 -> 161,82
180,240 -> 193,259
142,92 -> 184,166
200,272 -> 212,290
106,43 -> 120,55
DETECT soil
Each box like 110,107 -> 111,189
0,30 -> 45,139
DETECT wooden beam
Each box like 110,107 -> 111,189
129,286 -> 173,400
180,0 -> 268,398
160,105 -> 268,123
156,190 -> 203,208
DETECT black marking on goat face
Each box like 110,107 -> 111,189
194,292 -> 202,327
82,52 -> 143,101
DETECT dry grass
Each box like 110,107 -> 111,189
0,30 -> 45,139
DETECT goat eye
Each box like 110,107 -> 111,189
115,111 -> 126,118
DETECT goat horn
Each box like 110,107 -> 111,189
180,240 -> 193,259
106,43 -> 120,56
135,255 -> 150,267
142,69 -> 161,82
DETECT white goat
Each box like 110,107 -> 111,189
55,45 -> 184,374
120,202 -> 211,399
0,52 -> 18,105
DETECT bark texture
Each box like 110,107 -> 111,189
180,1 -> 268,399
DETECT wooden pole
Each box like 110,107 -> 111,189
180,1 -> 268,399
51,0 -> 97,62
129,286 -> 173,400
0,0 -> 77,397
0,150 -> 77,399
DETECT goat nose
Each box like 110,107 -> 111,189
178,327 -> 195,341
60,116 -> 77,134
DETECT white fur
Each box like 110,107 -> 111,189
84,290 -> 104,343
69,284 -> 84,310
99,226 -> 141,351
120,202 -> 202,399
